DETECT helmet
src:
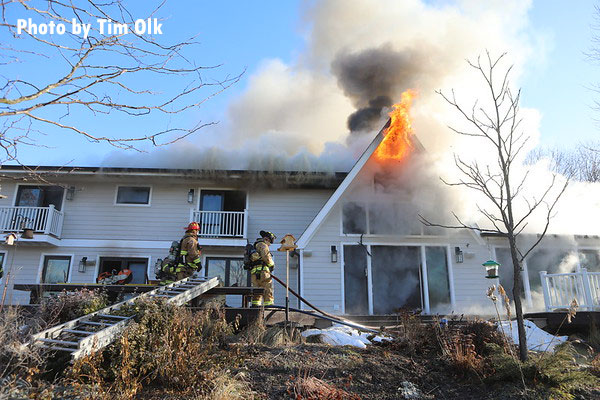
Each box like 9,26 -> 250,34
259,230 -> 276,242
185,222 -> 200,231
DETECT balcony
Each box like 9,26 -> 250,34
540,269 -> 600,311
190,209 -> 248,246
0,205 -> 64,244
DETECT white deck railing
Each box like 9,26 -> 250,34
190,209 -> 247,238
540,269 -> 600,311
0,205 -> 64,238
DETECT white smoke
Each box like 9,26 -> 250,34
101,0 -> 600,235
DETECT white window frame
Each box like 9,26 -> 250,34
93,254 -> 152,282
339,201 -> 448,238
13,183 -> 68,211
114,185 -> 152,207
37,253 -> 74,284
0,250 -> 7,285
340,241 -> 456,315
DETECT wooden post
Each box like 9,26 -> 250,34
286,250 -> 290,328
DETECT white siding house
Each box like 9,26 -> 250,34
1,139 -> 599,314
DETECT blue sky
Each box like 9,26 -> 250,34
2,0 -> 598,167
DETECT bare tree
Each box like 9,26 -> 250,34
526,142 -> 600,182
420,52 -> 568,361
0,0 -> 242,166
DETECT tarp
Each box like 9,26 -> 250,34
301,325 -> 390,348
498,319 -> 568,352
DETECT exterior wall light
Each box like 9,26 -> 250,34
66,186 -> 76,201
331,245 -> 338,263
455,246 -> 464,263
78,257 -> 87,273
187,189 -> 195,203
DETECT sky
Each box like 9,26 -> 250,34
1,0 -> 598,168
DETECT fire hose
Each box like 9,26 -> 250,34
269,273 -> 380,334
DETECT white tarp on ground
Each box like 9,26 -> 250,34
498,319 -> 568,352
301,325 -> 390,348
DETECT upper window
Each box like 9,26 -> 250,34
15,185 -> 64,211
116,186 -> 151,205
41,255 -> 71,283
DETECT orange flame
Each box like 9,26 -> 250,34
374,89 -> 416,162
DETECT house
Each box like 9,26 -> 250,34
1,130 -> 599,314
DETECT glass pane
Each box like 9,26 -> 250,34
43,257 -> 70,283
42,186 -> 64,211
117,187 -> 150,204
0,253 -> 4,279
579,250 -> 600,272
16,187 -> 42,207
206,259 -> 227,285
127,262 -> 147,284
371,246 -> 421,314
343,245 -> 369,315
342,202 -> 366,234
229,259 -> 247,286
426,247 -> 450,308
201,194 -> 223,211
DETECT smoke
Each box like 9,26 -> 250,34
331,45 -> 437,134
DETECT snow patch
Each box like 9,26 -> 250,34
498,319 -> 568,352
301,325 -> 390,348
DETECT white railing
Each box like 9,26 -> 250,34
540,269 -> 600,311
190,209 -> 247,238
0,205 -> 64,238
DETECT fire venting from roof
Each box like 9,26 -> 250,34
374,89 -> 416,163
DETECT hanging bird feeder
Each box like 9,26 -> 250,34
482,260 -> 500,279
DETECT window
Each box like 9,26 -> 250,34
425,247 -> 451,308
205,258 -> 248,286
16,185 -> 64,210
0,253 -> 5,280
99,257 -> 148,284
41,255 -> 71,283
342,202 -> 367,234
116,186 -> 151,205
342,201 -> 440,236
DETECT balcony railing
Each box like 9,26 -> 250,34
190,209 -> 247,238
0,205 -> 64,238
540,269 -> 600,311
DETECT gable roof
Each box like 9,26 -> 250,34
296,120 -> 390,248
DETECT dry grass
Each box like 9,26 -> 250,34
39,289 -> 108,328
287,374 -> 360,400
67,299 -> 249,400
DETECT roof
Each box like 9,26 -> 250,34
296,120 -> 390,248
0,166 -> 347,189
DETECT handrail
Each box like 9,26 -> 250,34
540,269 -> 600,311
0,206 -> 63,238
191,209 -> 246,238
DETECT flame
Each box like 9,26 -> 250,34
374,89 -> 416,162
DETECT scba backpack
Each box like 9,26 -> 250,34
243,242 -> 258,270
155,240 -> 182,278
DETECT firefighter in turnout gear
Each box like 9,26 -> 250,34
177,222 -> 203,280
250,230 -> 276,306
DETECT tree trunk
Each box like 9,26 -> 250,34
508,234 -> 528,361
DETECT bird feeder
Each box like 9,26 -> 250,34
277,234 -> 297,252
482,260 -> 500,279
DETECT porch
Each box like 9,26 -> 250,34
0,205 -> 64,244
540,269 -> 600,311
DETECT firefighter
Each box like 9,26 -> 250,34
250,230 -> 276,306
177,222 -> 203,280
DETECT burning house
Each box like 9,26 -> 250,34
0,91 -> 599,314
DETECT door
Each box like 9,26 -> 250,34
98,257 -> 148,284
13,185 -> 64,231
205,257 -> 248,307
200,191 -> 224,236
371,246 -> 422,314
343,245 -> 369,315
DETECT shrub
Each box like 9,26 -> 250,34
68,299 -> 243,399
0,307 -> 46,380
39,289 -> 108,326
